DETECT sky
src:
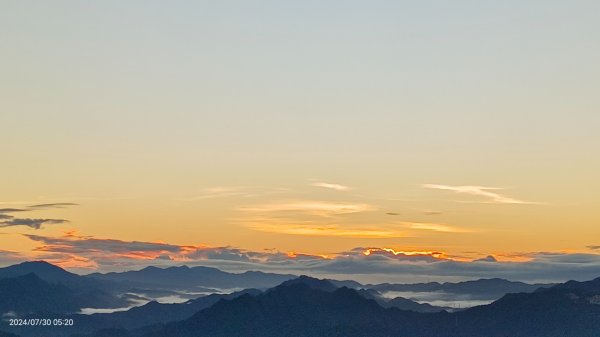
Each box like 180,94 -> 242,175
1,1 -> 600,283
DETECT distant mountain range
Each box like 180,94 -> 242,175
369,278 -> 554,299
87,265 -> 296,290
1,261 -> 598,337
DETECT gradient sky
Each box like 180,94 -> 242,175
1,1 -> 599,282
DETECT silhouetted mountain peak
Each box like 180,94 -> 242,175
356,288 -> 381,299
441,278 -> 523,287
327,279 -> 364,289
241,270 -> 267,276
8,260 -> 67,273
173,265 -> 190,269
15,260 -> 56,268
278,275 -> 338,292
546,277 -> 600,294
0,260 -> 77,284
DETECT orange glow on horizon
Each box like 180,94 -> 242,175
287,251 -> 331,259
362,247 -> 448,260
43,255 -> 98,270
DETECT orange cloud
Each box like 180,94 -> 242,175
12,233 -> 600,284
311,182 -> 350,191
362,247 -> 449,260
239,201 -> 376,216
244,222 -> 405,238
404,222 -> 472,233
40,254 -> 98,269
287,251 -> 331,260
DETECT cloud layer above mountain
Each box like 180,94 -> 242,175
12,233 -> 600,284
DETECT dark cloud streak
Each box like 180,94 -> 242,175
0,218 -> 69,229
0,202 -> 77,229
0,208 -> 27,213
25,234 -> 184,253
27,203 -> 79,209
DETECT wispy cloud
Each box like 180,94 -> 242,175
239,201 -> 376,216
178,187 -> 247,200
403,222 -> 471,233
0,249 -> 26,265
177,186 -> 288,201
243,220 -> 405,238
311,182 -> 350,191
422,184 -> 538,204
237,200 -> 397,238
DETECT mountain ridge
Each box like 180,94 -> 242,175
87,265 -> 296,290
140,275 -> 600,337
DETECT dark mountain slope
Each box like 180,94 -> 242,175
452,276 -> 600,337
326,279 -> 363,289
278,276 -> 448,312
0,261 -> 129,310
0,331 -> 19,337
383,296 -> 447,312
2,290 -> 261,337
0,274 -> 81,314
142,276 -> 600,337
145,279 -> 441,337
355,288 -> 448,312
